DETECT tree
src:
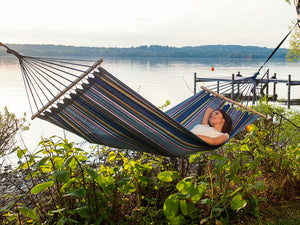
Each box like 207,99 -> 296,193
286,21 -> 300,62
0,107 -> 29,155
286,0 -> 300,62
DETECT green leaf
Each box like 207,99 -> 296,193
78,206 -> 91,219
107,151 -> 117,162
53,170 -> 71,183
252,181 -> 266,190
64,188 -> 86,198
201,198 -> 213,205
62,156 -> 74,169
86,168 -> 99,180
231,193 -> 247,212
0,201 -> 14,212
241,144 -> 249,151
180,200 -> 188,216
158,171 -> 173,182
230,187 -> 243,196
60,178 -> 76,192
31,181 -> 54,194
33,156 -> 50,169
19,206 -> 39,220
190,184 -> 206,203
176,180 -> 192,195
7,214 -> 17,222
215,159 -> 227,171
210,153 -> 225,160
17,149 -> 26,159
163,194 -> 179,220
232,159 -> 240,174
169,215 -> 182,225
118,177 -> 132,187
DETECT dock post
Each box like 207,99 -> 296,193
272,73 -> 277,100
194,72 -> 197,95
288,75 -> 291,109
253,78 -> 257,105
217,81 -> 220,93
266,70 -> 269,100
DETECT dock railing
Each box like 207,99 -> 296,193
194,71 -> 300,108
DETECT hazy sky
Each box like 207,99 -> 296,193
0,0 -> 298,48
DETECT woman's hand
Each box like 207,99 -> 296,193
202,107 -> 214,125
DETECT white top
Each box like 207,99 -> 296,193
190,124 -> 229,139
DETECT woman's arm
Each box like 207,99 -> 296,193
202,107 -> 214,125
195,134 -> 228,145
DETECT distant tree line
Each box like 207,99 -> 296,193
0,44 -> 288,59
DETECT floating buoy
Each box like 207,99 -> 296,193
211,67 -> 214,72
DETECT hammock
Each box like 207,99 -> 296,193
0,43 -> 267,157
40,67 -> 265,157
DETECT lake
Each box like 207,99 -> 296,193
0,55 -> 299,156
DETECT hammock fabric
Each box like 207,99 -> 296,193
0,43 -> 264,157
37,66 -> 261,157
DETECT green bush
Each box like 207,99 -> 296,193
0,103 -> 299,224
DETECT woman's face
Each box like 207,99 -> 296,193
209,110 -> 225,127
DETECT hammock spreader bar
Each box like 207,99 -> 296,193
200,86 -> 266,118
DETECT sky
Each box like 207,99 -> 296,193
0,0 -> 298,48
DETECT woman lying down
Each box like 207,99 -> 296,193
191,107 -> 233,145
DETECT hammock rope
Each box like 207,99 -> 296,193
0,42 -> 103,117
258,19 -> 300,73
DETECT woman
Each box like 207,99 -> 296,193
191,107 -> 233,145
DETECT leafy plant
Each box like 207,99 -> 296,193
0,102 -> 299,224
0,106 -> 29,156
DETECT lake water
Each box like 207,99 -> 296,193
0,55 -> 299,157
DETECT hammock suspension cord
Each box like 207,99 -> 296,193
258,19 -> 300,73
0,42 -> 103,118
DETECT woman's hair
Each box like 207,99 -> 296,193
219,110 -> 233,134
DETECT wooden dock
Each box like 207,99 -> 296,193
194,69 -> 300,108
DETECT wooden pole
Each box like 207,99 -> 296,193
273,73 -> 277,100
288,75 -> 291,109
266,70 -> 269,99
200,86 -> 267,118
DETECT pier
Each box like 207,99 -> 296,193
194,69 -> 300,108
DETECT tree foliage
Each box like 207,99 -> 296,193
0,107 -> 28,155
286,1 -> 300,62
287,21 -> 300,62
0,44 -> 288,59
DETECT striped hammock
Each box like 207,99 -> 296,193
0,43 -> 265,157
36,66 -> 261,157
